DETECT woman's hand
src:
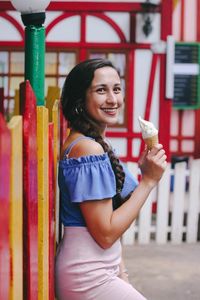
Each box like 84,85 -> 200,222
118,270 -> 129,283
118,257 -> 129,283
138,144 -> 167,188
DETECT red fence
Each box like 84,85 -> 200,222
0,81 -> 65,299
0,113 -> 11,300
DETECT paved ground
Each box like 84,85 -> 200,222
123,243 -> 200,300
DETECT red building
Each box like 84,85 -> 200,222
0,0 -> 200,161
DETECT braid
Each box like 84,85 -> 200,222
72,111 -> 126,209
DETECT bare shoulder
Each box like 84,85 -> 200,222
68,137 -> 104,158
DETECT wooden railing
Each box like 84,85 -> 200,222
123,160 -> 200,245
0,81 -> 63,300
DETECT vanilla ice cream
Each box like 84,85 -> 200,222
138,116 -> 159,149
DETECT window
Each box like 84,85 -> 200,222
0,50 -> 77,118
0,50 -> 24,118
45,51 -> 77,95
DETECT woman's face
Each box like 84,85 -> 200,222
85,66 -> 124,132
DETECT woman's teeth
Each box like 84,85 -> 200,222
102,108 -> 117,113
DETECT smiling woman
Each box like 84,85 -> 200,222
55,58 -> 167,300
60,59 -> 126,207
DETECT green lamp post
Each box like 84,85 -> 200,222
11,0 -> 51,106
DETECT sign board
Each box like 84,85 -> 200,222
173,43 -> 200,110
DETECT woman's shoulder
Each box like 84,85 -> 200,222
70,137 -> 104,158
62,134 -> 104,160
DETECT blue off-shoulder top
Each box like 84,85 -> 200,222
58,137 -> 138,227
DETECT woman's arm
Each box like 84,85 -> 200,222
69,139 -> 167,249
80,175 -> 156,249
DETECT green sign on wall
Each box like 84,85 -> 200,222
173,42 -> 200,110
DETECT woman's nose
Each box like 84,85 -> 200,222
106,91 -> 117,104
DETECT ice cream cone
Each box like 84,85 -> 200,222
144,134 -> 159,150
138,116 -> 159,150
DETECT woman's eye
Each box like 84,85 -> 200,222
96,88 -> 105,93
114,87 -> 121,93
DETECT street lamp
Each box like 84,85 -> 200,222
141,0 -> 159,37
11,0 -> 51,105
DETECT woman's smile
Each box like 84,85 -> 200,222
101,107 -> 119,116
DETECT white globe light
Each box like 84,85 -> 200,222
11,0 -> 51,14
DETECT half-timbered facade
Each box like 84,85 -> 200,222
0,0 -> 200,161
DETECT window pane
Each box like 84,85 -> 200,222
58,52 -> 76,75
118,102 -> 125,125
1,76 -> 9,95
45,77 -> 57,96
121,78 -> 125,97
46,53 -> 57,75
0,52 -> 9,96
10,77 -> 23,96
181,140 -> 194,152
89,53 -> 106,59
8,98 -> 15,115
10,52 -> 24,73
0,52 -> 9,73
4,99 -> 9,114
107,53 -> 126,77
89,52 -> 126,77
58,77 -> 66,89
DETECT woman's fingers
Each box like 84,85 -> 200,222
149,145 -> 167,169
159,154 -> 167,163
138,148 -> 148,166
148,145 -> 167,164
160,160 -> 168,172
148,144 -> 163,156
156,149 -> 166,159
139,143 -> 168,184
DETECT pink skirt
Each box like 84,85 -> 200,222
55,227 -> 147,300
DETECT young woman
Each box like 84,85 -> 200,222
55,58 -> 167,300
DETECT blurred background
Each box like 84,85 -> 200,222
0,1 -> 199,299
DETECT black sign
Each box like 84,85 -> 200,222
174,75 -> 198,106
173,43 -> 200,109
175,44 -> 198,64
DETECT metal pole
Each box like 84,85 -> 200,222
25,25 -> 45,106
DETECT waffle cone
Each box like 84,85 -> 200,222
144,135 -> 159,150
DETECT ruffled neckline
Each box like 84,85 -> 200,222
59,153 -> 109,167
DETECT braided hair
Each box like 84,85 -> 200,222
61,58 -> 126,209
